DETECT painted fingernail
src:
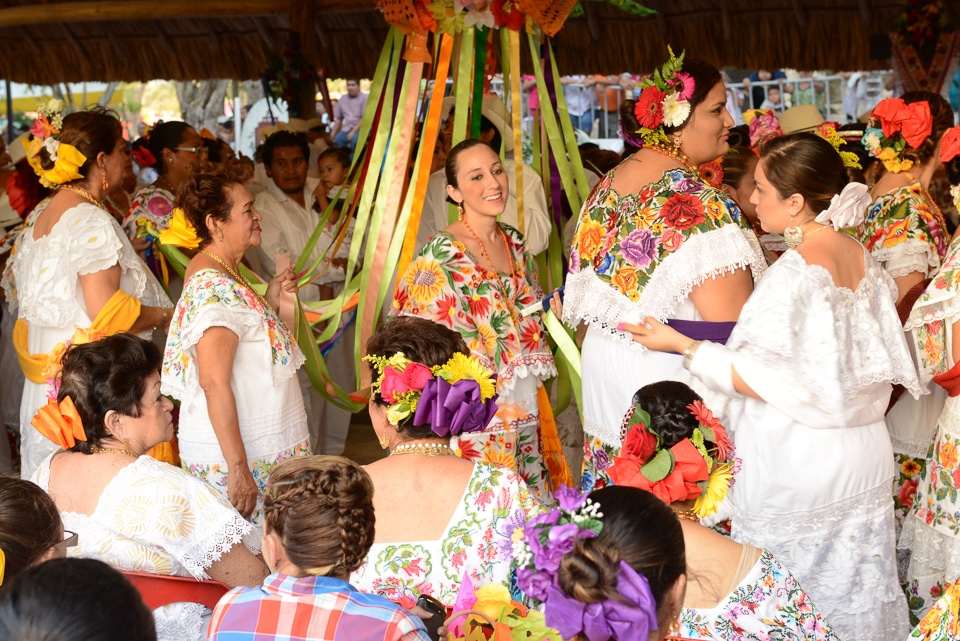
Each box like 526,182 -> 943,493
616,322 -> 626,331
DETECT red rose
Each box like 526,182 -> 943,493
634,87 -> 665,130
380,363 -> 433,403
621,423 -> 658,462
899,479 -> 918,510
662,193 -> 706,230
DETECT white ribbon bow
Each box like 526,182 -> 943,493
814,182 -> 871,230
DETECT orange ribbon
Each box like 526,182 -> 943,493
873,97 -> 933,148
31,396 -> 87,449
941,127 -> 960,164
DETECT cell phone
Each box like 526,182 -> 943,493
519,285 -> 565,317
416,594 -> 446,641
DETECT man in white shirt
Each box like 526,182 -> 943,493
254,130 -> 354,455
417,95 -> 552,255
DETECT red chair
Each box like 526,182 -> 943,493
122,571 -> 230,610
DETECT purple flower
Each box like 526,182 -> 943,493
673,176 -> 701,193
593,447 -> 611,471
620,229 -> 658,269
517,567 -> 554,601
554,485 -> 589,512
528,509 -> 561,530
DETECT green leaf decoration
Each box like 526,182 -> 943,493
640,448 -> 674,482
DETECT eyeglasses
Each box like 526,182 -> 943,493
174,147 -> 208,156
54,530 -> 78,550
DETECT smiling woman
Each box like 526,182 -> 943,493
161,160 -> 311,528
392,139 -> 560,503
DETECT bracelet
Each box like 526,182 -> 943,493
156,308 -> 169,331
682,340 -> 701,363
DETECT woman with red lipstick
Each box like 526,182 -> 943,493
393,139 -> 561,503
161,161 -> 310,528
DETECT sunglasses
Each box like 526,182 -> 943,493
54,530 -> 78,550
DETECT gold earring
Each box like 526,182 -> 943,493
376,428 -> 390,450
672,136 -> 682,151
102,169 -> 108,192
457,202 -> 464,220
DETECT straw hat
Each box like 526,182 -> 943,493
9,133 -> 29,165
440,94 -> 514,152
779,105 -> 824,134
258,118 -> 311,142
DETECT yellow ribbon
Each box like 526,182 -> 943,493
31,395 -> 87,449
158,208 -> 201,249
0,548 -> 5,586
24,137 -> 87,188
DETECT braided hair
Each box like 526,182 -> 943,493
262,456 -> 375,579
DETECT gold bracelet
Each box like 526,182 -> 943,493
683,340 -> 701,362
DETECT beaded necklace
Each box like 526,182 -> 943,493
674,508 -> 700,522
200,249 -> 272,311
59,184 -> 102,207
459,217 -> 522,323
645,141 -> 701,176
90,445 -> 138,459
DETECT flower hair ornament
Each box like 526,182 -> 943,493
743,108 -> 783,148
513,486 -> 659,641
156,207 -> 201,249
23,99 -> 87,188
814,182 -> 871,231
815,122 -> 862,170
607,400 -> 734,519
633,46 -> 694,147
31,395 -> 86,450
364,351 -> 498,437
861,97 -> 933,173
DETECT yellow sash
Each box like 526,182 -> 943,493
13,289 -> 141,383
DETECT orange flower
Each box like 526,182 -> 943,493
575,219 -> 605,262
611,266 -> 639,302
940,441 -> 959,470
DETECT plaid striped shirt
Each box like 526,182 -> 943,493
207,573 -> 431,641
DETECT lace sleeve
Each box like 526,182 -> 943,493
126,458 -> 259,580
66,205 -> 126,276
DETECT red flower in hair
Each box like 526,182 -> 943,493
621,422 -> 658,462
132,146 -> 157,168
635,87 -> 665,131
941,127 -> 960,164
689,400 -> 732,460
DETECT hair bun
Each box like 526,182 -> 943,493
557,538 -> 620,604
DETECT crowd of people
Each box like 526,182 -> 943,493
1,45 -> 960,641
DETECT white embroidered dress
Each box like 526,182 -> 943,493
32,453 -> 260,641
2,202 -> 170,478
688,247 -> 921,641
161,269 -> 310,527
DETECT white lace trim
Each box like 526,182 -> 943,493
728,250 -> 923,415
176,306 -> 304,392
905,302 -> 960,332
563,226 -> 766,336
153,601 -> 207,641
891,435 -> 934,459
899,516 -> 960,584
497,353 -> 557,398
734,483 -> 909,641
12,204 -> 168,328
870,239 -> 940,279
584,417 -> 621,450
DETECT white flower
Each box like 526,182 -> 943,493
662,92 -> 691,128
42,137 -> 60,163
863,132 -> 880,153
45,99 -> 63,114
815,182 -> 871,230
951,185 -> 960,211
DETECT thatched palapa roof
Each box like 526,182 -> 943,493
0,0 -> 916,85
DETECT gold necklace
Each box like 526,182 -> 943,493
90,445 -> 139,458
59,184 -> 102,207
200,249 -> 272,310
459,217 -> 521,323
390,442 -> 456,457
674,508 -> 700,522
646,141 -> 700,175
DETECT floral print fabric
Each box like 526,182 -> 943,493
569,167 -> 747,303
394,225 -> 557,500
676,550 -> 839,640
123,184 -> 175,237
349,462 -> 541,606
910,580 -> 960,640
860,185 -> 948,279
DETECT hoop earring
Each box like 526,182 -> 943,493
783,225 -> 804,249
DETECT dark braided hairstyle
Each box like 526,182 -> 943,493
263,456 -> 375,579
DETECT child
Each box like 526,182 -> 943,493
315,147 -> 350,214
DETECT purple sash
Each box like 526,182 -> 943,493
665,319 -> 736,345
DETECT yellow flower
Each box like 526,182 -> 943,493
940,441 -> 959,470
439,352 -> 496,400
476,323 -> 498,356
694,463 -> 732,518
575,219 -> 605,262
611,266 -> 639,302
483,448 -> 517,470
386,405 -> 412,425
158,208 -> 201,249
473,584 -> 513,621
633,206 -> 658,230
706,200 -> 725,221
403,256 -> 447,304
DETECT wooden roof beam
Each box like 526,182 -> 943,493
791,0 -> 807,29
0,0 -> 295,28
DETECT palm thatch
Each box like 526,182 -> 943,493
0,0 -> 916,84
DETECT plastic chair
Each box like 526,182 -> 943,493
122,571 -> 230,610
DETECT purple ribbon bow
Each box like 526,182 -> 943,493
412,377 -> 498,438
545,561 -> 659,641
